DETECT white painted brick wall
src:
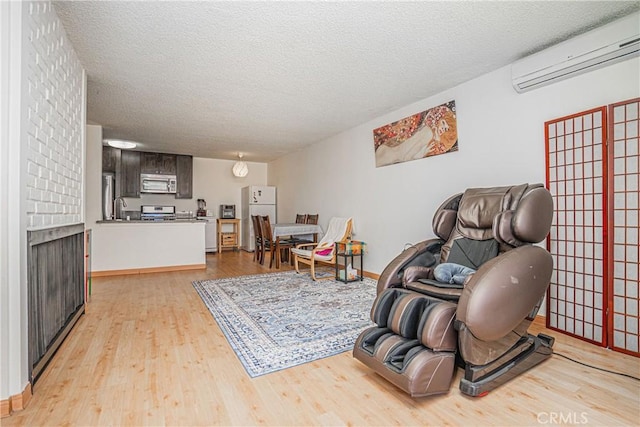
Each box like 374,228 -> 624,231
25,1 -> 83,228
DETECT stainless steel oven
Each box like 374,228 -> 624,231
140,205 -> 176,221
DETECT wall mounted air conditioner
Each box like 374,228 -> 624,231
512,12 -> 639,93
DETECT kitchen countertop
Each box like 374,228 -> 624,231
96,218 -> 206,224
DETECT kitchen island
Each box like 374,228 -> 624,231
90,220 -> 206,276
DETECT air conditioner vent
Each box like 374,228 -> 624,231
512,12 -> 640,93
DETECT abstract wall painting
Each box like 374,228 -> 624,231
373,100 -> 458,167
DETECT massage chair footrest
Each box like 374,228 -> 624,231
353,289 -> 458,397
354,327 -> 457,397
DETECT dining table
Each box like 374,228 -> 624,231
271,222 -> 323,268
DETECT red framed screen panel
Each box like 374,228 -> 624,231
545,107 -> 608,347
608,98 -> 640,357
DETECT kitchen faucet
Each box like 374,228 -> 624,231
113,197 -> 127,220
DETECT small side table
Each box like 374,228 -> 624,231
217,218 -> 240,254
335,240 -> 366,283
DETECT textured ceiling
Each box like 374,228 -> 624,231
53,1 -> 639,162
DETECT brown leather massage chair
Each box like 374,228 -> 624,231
353,183 -> 555,397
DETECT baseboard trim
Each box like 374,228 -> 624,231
1,382 -> 32,418
0,399 -> 9,418
92,263 -> 206,277
11,383 -> 32,411
363,270 -> 380,280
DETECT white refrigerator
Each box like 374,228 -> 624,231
241,185 -> 277,251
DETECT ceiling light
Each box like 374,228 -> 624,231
232,153 -> 249,178
105,139 -> 137,149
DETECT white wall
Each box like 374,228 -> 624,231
0,0 -> 25,406
192,157 -> 268,216
85,125 -> 103,227
0,0 -> 84,405
269,58 -> 640,275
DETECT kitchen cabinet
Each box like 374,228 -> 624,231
91,221 -> 205,273
120,150 -> 141,198
101,147 -> 191,199
141,152 -> 177,174
175,154 -> 193,199
102,146 -> 119,173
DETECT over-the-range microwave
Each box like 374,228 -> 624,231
140,173 -> 177,194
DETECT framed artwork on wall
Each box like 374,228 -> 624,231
373,100 -> 458,167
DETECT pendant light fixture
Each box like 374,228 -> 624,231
232,153 -> 249,178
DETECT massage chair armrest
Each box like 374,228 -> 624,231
456,245 -> 553,342
402,266 -> 433,286
377,238 -> 443,295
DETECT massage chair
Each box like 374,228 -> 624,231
353,183 -> 555,397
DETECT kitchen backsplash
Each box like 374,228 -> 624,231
123,193 -> 212,217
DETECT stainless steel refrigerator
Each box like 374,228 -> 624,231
241,185 -> 276,251
102,173 -> 115,220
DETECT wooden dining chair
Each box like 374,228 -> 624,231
260,215 -> 294,268
289,213 -> 310,245
251,215 -> 263,263
257,216 -> 273,266
291,213 -> 319,245
304,214 -> 320,242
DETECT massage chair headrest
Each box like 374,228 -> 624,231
493,186 -> 553,247
432,193 -> 462,241
436,184 -> 531,243
455,186 -> 529,241
433,183 -> 551,246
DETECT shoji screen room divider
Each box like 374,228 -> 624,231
545,98 -> 639,357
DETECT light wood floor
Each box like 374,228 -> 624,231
5,251 -> 639,426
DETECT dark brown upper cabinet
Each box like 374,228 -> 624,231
175,155 -> 193,199
102,148 -> 191,199
120,150 -> 141,198
102,146 -> 119,173
140,152 -> 177,175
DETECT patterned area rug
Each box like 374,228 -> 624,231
192,271 -> 377,377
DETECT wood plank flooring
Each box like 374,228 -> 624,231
5,251 -> 639,426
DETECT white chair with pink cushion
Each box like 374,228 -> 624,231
291,217 -> 353,280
